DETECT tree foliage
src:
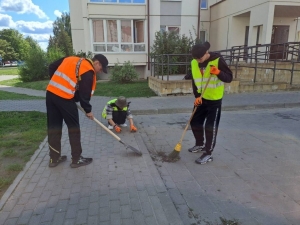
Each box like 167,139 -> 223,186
150,29 -> 201,75
47,12 -> 73,56
0,39 -> 19,61
46,47 -> 65,65
0,29 -> 30,60
25,36 -> 40,50
19,46 -> 48,82
53,12 -> 72,39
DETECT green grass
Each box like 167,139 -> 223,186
94,80 -> 156,97
0,67 -> 19,75
0,90 -> 44,100
0,78 -> 48,90
6,164 -> 23,172
1,149 -> 17,157
0,111 -> 47,196
0,79 -> 157,97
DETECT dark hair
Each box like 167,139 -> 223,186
191,42 -> 211,59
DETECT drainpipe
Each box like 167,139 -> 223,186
147,0 -> 150,70
197,0 -> 201,39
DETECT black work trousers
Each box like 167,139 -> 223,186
46,91 -> 82,161
190,101 -> 221,154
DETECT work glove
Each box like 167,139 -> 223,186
114,125 -> 122,133
130,125 -> 137,132
194,97 -> 202,106
210,66 -> 220,75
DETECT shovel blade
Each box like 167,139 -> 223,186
127,145 -> 143,156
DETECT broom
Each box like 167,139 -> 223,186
168,74 -> 213,159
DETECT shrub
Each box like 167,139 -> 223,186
150,28 -> 201,76
19,47 -> 48,82
74,50 -> 94,59
110,61 -> 139,83
47,47 -> 65,65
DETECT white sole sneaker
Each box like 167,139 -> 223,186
120,123 -> 127,127
108,125 -> 114,130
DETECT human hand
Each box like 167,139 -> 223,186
86,112 -> 94,120
210,66 -> 220,75
114,125 -> 122,133
194,97 -> 202,106
130,125 -> 137,132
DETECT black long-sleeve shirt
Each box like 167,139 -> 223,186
192,52 -> 233,102
49,57 -> 94,113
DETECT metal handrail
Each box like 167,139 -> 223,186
150,41 -> 300,83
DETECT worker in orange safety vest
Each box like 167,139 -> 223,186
46,54 -> 108,168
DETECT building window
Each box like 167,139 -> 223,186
160,26 -> 180,34
199,30 -> 206,43
90,0 -> 146,3
92,19 -> 145,53
201,0 -> 208,9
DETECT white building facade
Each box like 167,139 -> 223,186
69,0 -> 300,78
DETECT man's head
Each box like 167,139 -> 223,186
92,54 -> 108,73
191,42 -> 211,63
115,96 -> 127,109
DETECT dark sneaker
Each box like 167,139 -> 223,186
49,155 -> 67,167
188,145 -> 205,153
195,153 -> 213,164
70,156 -> 93,168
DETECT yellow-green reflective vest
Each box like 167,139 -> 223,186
191,58 -> 224,100
102,99 -> 128,119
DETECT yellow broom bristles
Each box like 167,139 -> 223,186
174,143 -> 181,152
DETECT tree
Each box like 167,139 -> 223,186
0,29 -> 30,60
53,12 -> 72,39
0,39 -> 19,62
48,12 -> 73,56
25,36 -> 40,50
47,46 -> 64,65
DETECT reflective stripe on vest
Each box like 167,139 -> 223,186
102,99 -> 128,119
46,57 -> 96,99
191,58 -> 224,100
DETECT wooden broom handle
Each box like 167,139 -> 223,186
178,74 -> 213,143
76,104 -> 121,141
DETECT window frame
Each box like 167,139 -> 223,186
90,19 -> 146,53
160,25 -> 181,34
200,0 -> 208,9
199,30 -> 207,43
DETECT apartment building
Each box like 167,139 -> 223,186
69,0 -> 300,78
207,0 -> 300,54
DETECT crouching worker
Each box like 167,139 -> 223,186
102,96 -> 138,133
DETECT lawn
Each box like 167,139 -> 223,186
0,111 -> 47,198
0,90 -> 44,100
0,79 -> 157,97
0,67 -> 19,75
0,78 -> 48,90
94,80 -> 156,97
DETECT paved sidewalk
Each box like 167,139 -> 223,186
1,85 -> 300,114
0,84 -> 300,224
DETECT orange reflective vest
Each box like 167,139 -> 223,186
46,57 -> 96,99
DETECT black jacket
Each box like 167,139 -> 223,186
48,57 -> 94,113
192,52 -> 233,103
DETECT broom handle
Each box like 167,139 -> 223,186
178,74 -> 212,143
76,104 -> 121,141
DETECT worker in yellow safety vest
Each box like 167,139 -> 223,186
188,42 -> 233,165
102,96 -> 138,133
46,54 -> 108,168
